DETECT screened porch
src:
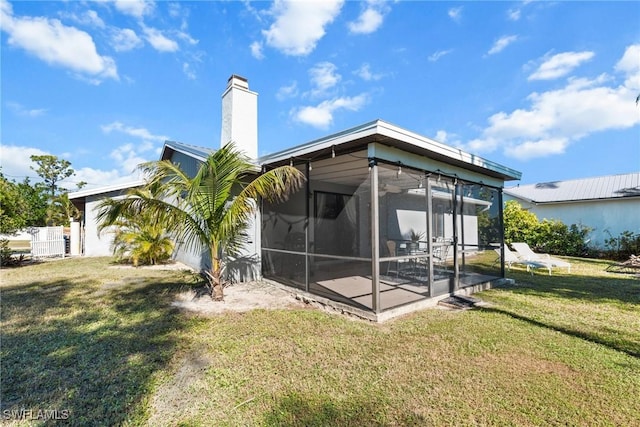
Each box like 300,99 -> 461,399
260,132 -> 513,317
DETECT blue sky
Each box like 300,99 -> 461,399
1,0 -> 639,191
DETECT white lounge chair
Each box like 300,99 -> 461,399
496,245 -> 552,275
511,242 -> 571,273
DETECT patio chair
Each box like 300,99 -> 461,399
495,245 -> 551,275
385,240 -> 411,276
511,242 -> 571,273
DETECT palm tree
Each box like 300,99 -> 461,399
97,142 -> 305,300
46,192 -> 81,226
106,209 -> 175,266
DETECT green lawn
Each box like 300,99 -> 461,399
1,257 -> 639,426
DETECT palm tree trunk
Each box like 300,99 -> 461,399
210,245 -> 224,301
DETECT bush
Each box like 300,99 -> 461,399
0,239 -> 26,268
504,201 -> 592,257
604,230 -> 640,261
503,200 -> 539,245
534,220 -> 592,257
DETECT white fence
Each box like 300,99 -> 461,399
31,226 -> 66,258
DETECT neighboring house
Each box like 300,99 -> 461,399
70,180 -> 144,256
71,74 -> 523,321
504,173 -> 640,249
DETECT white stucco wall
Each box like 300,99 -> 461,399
510,197 -> 639,249
84,192 -> 120,257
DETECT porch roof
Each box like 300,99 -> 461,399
258,119 -> 521,182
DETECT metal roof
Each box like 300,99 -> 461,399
161,140 -> 214,161
504,172 -> 640,203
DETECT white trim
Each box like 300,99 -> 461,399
68,180 -> 144,199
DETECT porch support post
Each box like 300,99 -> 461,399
498,189 -> 505,278
305,161 -> 311,293
370,158 -> 380,313
452,179 -> 459,292
426,177 -> 434,297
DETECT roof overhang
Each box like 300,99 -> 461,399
68,180 -> 144,200
258,120 -> 521,182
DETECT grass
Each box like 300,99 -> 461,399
1,256 -> 639,426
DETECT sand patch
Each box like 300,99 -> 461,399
171,281 -> 306,315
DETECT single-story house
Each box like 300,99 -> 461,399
71,75 -> 522,321
504,173 -> 640,249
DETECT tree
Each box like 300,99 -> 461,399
108,209 -> 175,266
17,178 -> 48,227
30,155 -> 75,197
97,143 -> 305,300
0,173 -> 28,235
46,193 -> 81,226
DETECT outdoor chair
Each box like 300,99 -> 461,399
511,242 -> 571,273
385,240 -> 410,276
496,245 -> 551,275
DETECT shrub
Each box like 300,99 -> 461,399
503,200 -> 539,245
604,230 -> 640,261
534,220 -> 592,256
504,201 -> 592,257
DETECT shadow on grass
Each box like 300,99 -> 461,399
478,305 -> 640,358
262,392 -> 425,427
485,260 -> 640,358
1,274 -> 197,426
501,266 -> 640,306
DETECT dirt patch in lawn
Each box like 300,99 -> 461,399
171,281 -> 307,315
108,261 -> 307,314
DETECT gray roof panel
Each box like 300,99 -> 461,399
504,172 -> 640,203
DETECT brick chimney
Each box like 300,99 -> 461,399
220,75 -> 258,159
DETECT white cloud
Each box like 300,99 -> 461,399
141,26 -> 179,52
182,62 -> 196,80
0,143 -> 142,191
6,102 -> 47,117
250,41 -> 264,59
292,94 -> 368,129
528,51 -> 595,81
463,45 -> 640,160
111,28 -> 143,52
507,8 -> 521,21
0,3 -> 118,82
262,0 -> 343,56
309,62 -> 341,96
348,0 -> 387,35
428,49 -> 453,62
62,10 -> 106,29
614,44 -> 640,89
73,166 -> 141,190
434,130 -> 463,148
487,35 -> 518,55
101,121 -> 168,143
276,81 -> 298,101
0,144 -> 49,181
113,0 -> 155,19
503,138 -> 569,160
435,130 -> 449,142
448,6 -> 462,23
175,30 -> 198,46
354,63 -> 383,81
110,143 -> 150,175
